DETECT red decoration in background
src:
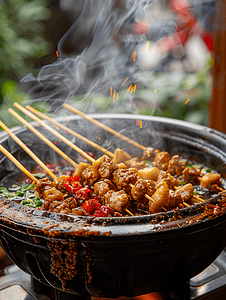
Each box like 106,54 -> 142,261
134,21 -> 149,35
165,0 -> 214,52
132,0 -> 214,52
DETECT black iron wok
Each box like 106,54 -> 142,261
1,114 -> 226,299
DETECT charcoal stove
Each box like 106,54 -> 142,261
1,250 -> 226,300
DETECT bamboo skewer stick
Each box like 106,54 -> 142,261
174,186 -> 204,203
13,103 -> 94,163
0,120 -> 57,180
193,195 -> 205,202
183,202 -> 190,207
22,106 -> 193,209
125,208 -> 134,216
14,105 -> 135,216
25,105 -> 114,158
62,104 -> 226,198
8,108 -> 78,169
0,144 -> 38,183
128,183 -> 168,211
13,105 -> 134,216
63,103 -> 147,151
10,104 -> 221,213
211,184 -> 225,192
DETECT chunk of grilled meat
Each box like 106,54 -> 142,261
94,179 -> 116,197
131,179 -> 156,203
149,180 -> 169,213
104,190 -> 130,212
167,155 -> 186,176
182,167 -> 201,185
200,173 -> 221,189
81,166 -> 98,186
49,197 -> 77,214
35,178 -> 53,199
112,168 -> 138,191
52,175 -> 69,191
157,171 -> 179,189
154,151 -> 170,171
74,162 -> 90,177
35,178 -> 70,213
112,148 -> 132,164
165,183 -> 194,210
125,157 -> 146,170
98,155 -> 118,178
138,167 -> 159,181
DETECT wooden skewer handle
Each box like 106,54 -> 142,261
125,208 -> 134,216
0,144 -> 37,183
26,105 -> 115,158
14,103 -> 95,163
63,103 -> 147,151
9,108 -> 78,169
0,120 -> 57,180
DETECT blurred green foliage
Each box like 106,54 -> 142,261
0,81 -> 49,129
149,59 -> 212,125
0,0 -> 51,106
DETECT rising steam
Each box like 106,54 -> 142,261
20,0 -> 157,114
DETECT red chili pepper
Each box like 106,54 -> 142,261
66,175 -> 80,183
37,206 -> 44,211
93,206 -> 114,217
82,199 -> 102,214
75,188 -> 93,200
64,175 -> 82,193
91,194 -> 101,201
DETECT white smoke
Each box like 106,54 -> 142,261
21,0 -> 157,114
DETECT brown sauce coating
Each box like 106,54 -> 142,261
182,167 -> 201,185
1,193 -> 226,291
48,241 -> 79,291
112,168 -> 138,190
17,149 -> 225,217
98,155 -> 118,178
105,190 -> 129,212
167,155 -> 186,176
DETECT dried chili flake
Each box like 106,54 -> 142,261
64,176 -> 82,194
75,188 -> 93,200
93,206 -> 114,217
82,199 -> 101,214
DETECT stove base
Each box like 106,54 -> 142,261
1,250 -> 226,300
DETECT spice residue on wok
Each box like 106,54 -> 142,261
1,144 -> 226,289
0,147 -> 225,221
